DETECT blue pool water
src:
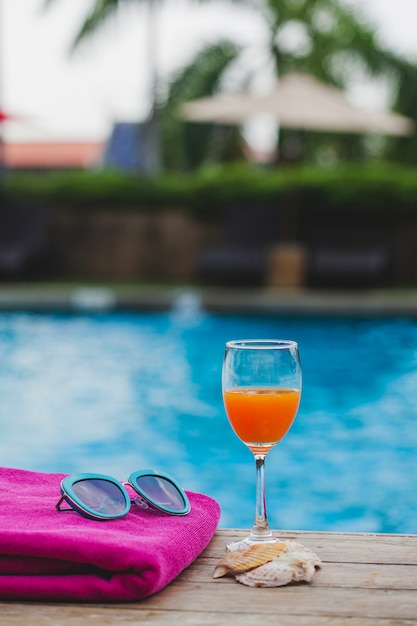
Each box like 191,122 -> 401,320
0,305 -> 416,534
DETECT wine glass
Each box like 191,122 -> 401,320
222,339 -> 301,551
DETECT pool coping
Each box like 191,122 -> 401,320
1,284 -> 417,316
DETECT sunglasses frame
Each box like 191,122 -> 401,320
127,469 -> 191,516
56,469 -> 190,521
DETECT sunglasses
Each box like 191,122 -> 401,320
56,469 -> 191,520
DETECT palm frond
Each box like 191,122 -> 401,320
160,40 -> 242,170
44,0 -> 138,50
71,0 -> 126,49
166,40 -> 241,105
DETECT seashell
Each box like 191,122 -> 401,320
235,546 -> 321,588
213,542 -> 288,579
282,540 -> 319,555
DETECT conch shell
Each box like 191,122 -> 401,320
213,540 -> 321,587
213,542 -> 287,579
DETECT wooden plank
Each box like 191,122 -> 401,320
0,605 -> 416,626
181,560 -> 417,589
139,582 -> 417,619
211,531 -> 417,564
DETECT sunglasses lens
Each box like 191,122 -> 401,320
134,475 -> 188,513
72,479 -> 127,517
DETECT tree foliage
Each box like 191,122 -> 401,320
45,0 -> 417,169
255,0 -> 417,165
160,41 -> 244,170
44,0 -> 133,49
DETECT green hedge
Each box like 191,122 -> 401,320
1,162 -> 417,217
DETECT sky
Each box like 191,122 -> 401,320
1,0 -> 417,144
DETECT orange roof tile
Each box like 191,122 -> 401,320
3,141 -> 105,169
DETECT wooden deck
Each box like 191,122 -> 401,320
1,529 -> 416,625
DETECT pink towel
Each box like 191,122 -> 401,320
0,466 -> 220,602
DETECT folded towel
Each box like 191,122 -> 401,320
0,466 -> 220,602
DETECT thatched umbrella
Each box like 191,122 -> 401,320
180,73 -> 414,136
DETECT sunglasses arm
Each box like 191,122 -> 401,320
56,495 -> 74,512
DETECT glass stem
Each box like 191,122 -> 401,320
249,454 -> 274,542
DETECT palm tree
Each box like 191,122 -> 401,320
160,40 -> 244,170
151,0 -> 417,169
44,0 -> 257,174
263,0 -> 417,164
163,0 -> 417,168
45,0 -> 416,169
44,0 -> 169,173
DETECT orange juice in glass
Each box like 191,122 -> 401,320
222,340 -> 301,550
223,387 -> 300,454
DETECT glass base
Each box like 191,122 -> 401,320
226,532 -> 282,552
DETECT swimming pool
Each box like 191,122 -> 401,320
0,305 -> 416,533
